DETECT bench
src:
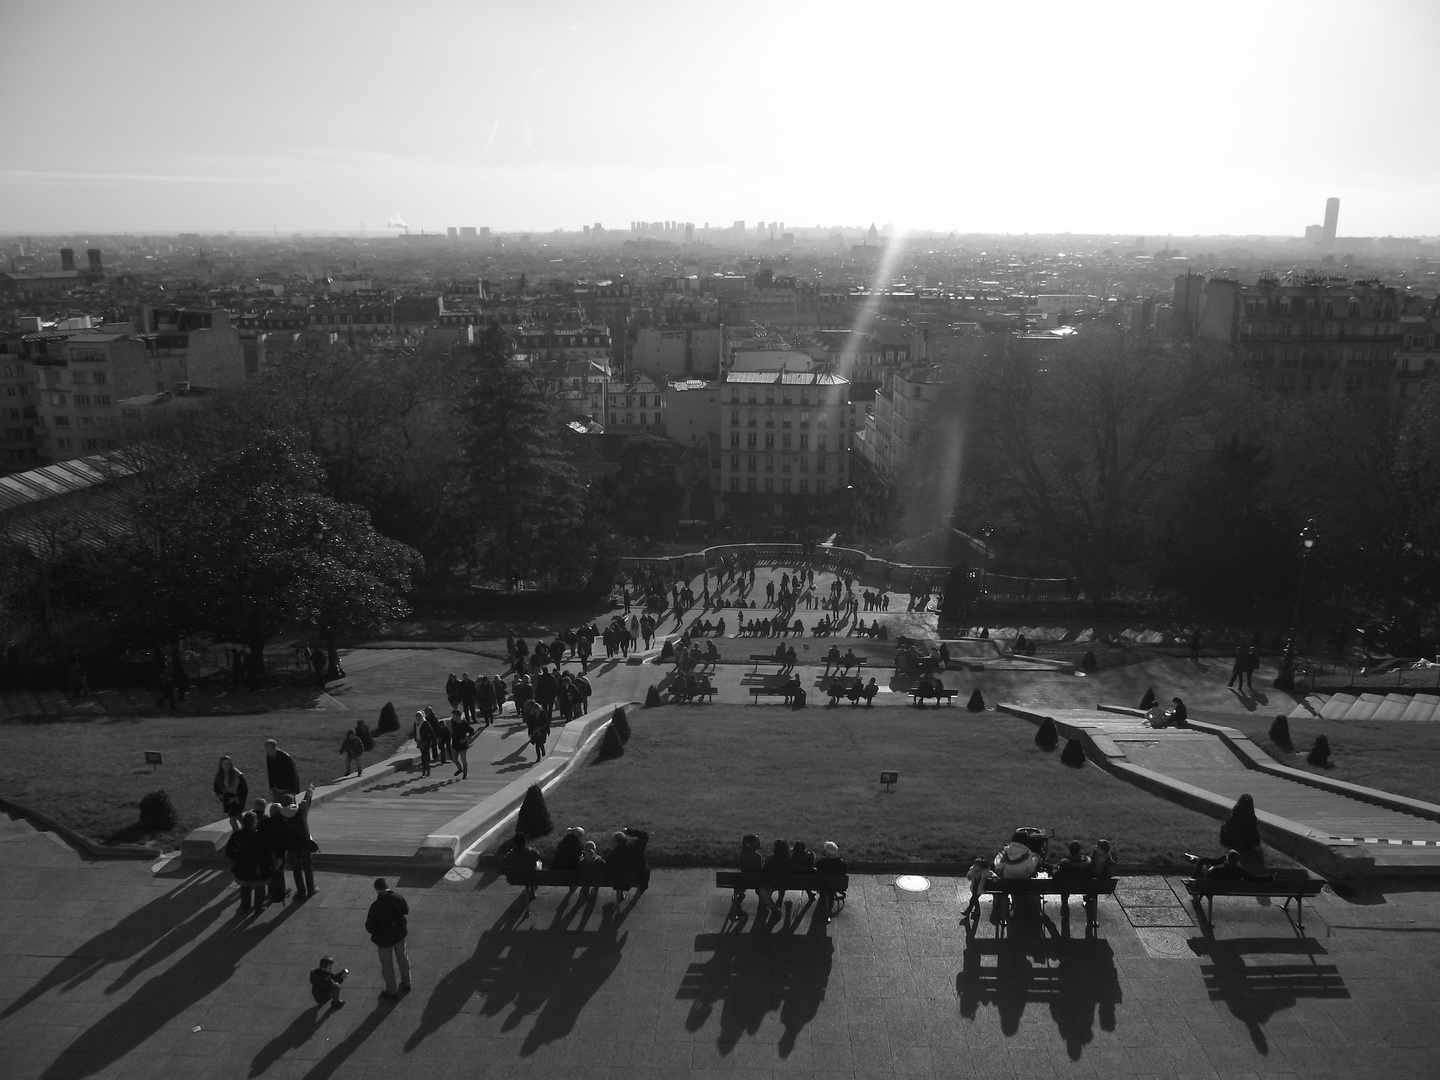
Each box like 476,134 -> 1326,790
1181,875 -> 1325,931
821,657 -> 866,676
715,871 -> 849,920
826,677 -> 861,705
505,868 -> 637,901
671,681 -> 717,704
750,676 -> 798,705
749,653 -> 788,674
911,682 -> 955,705
977,877 -> 1118,935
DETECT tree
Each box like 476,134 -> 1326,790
459,324 -> 590,589
967,331 -> 1228,603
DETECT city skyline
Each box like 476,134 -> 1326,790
2,0 -> 1439,237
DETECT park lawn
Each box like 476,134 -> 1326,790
0,713 -> 407,849
542,704 -> 1243,869
1217,715 -> 1440,805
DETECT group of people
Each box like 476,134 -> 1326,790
826,676 -> 881,706
735,834 -> 849,922
218,742 -> 319,913
1227,643 -> 1263,691
412,708 -> 476,778
821,645 -> 863,676
963,829 -> 1117,919
501,824 -> 652,900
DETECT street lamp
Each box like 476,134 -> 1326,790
1277,519 -> 1317,691
311,522 -> 342,683
980,522 -> 994,595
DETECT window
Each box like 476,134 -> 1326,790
74,394 -> 90,407
81,438 -> 99,450
730,476 -> 740,491
764,478 -> 774,492
731,389 -> 740,403
53,415 -> 70,427
747,455 -> 757,472
799,433 -> 808,449
625,413 -> 633,425
747,409 -> 756,427
746,477 -> 757,492
50,393 -> 66,406
638,413 -> 646,425
747,432 -> 757,449
799,456 -> 808,472
799,479 -> 809,493
56,437 -> 72,450
816,480 -> 826,494
72,371 -> 89,384
78,416 -> 93,428
730,409 -> 739,426
782,478 -> 791,492
781,433 -> 791,449
764,433 -> 775,450
730,454 -> 739,470
818,414 -> 827,428
730,432 -> 740,448
800,411 -> 810,428
610,413 -> 617,424
817,434 -> 827,451
817,456 -> 826,472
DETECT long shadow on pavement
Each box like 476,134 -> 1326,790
679,898 -> 834,1057
405,888 -> 629,1057
249,1002 -> 338,1077
41,899 -> 300,1079
957,917 -> 1122,1061
1190,934 -> 1348,1054
2,869 -> 232,1021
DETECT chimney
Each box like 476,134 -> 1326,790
87,248 -> 103,274
60,248 -> 76,271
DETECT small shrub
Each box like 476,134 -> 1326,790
1060,737 -> 1087,767
612,706 -> 632,743
967,688 -> 985,713
598,724 -> 625,759
377,701 -> 399,733
1081,651 -> 1097,672
644,685 -> 662,709
1268,714 -> 1292,751
1139,686 -> 1157,711
138,789 -> 177,833
1035,717 -> 1060,750
516,784 -> 553,837
1307,734 -> 1331,766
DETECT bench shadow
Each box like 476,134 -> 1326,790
2,869 -> 231,1021
1188,934 -> 1347,1054
40,899 -> 299,1079
957,918 -> 1122,1061
679,900 -> 834,1057
404,891 -> 628,1058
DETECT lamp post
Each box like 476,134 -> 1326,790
1277,519 -> 1317,691
311,522 -> 342,683
980,522 -> 994,596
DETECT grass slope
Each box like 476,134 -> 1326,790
1218,715 -> 1440,804
0,714 -> 406,848
543,704 -> 1231,866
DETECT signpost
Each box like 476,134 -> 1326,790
879,770 -> 899,792
145,751 -> 163,772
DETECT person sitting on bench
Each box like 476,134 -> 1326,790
842,648 -> 859,673
734,833 -> 764,904
761,838 -> 792,911
1187,848 -> 1274,883
1051,840 -> 1093,913
860,677 -> 879,705
993,830 -> 1042,880
790,675 -> 806,709
1090,839 -> 1117,878
962,857 -> 990,918
551,826 -> 585,871
791,840 -> 818,901
503,831 -> 543,877
824,645 -> 842,674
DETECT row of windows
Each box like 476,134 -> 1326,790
608,395 -> 660,407
71,370 -> 108,385
729,432 -> 826,451
728,387 -> 836,406
729,409 -> 829,428
0,364 -> 27,378
609,413 -> 659,426
728,454 -> 841,474
1244,299 -> 1394,320
728,477 -> 828,494
47,436 -> 104,451
4,385 -> 30,398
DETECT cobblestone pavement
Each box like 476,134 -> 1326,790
2,812 -> 1437,1079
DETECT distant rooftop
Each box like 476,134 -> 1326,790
723,370 -> 848,386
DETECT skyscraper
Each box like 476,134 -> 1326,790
1323,197 -> 1339,243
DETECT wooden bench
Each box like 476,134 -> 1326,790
671,681 -> 717,704
505,868 -> 637,901
715,871 -> 849,919
977,877 -> 1118,934
1181,875 -> 1325,931
821,657 -> 866,676
749,653 -> 788,674
911,682 -> 955,706
750,676 -> 798,705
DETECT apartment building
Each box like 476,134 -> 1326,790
716,369 -> 849,521
605,374 -> 666,435
0,340 -> 40,472
853,364 -> 957,484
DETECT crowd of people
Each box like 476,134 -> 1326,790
500,824 -> 652,901
221,741 -> 319,914
734,834 -> 849,922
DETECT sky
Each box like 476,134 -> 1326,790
2,0 -> 1438,237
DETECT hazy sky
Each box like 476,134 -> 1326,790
2,0 -> 1438,236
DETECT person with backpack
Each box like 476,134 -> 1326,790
365,877 -> 411,1000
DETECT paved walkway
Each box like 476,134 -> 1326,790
2,810 -> 1438,1080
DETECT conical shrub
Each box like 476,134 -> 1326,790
644,685 -> 662,709
516,784 -> 553,837
612,706 -> 632,743
1060,736 -> 1087,767
967,688 -> 985,713
1035,717 -> 1060,750
1307,734 -> 1331,766
659,640 -> 675,661
1139,686 -> 1157,711
377,700 -> 399,733
598,724 -> 625,759
1081,651 -> 1097,672
1268,714 -> 1292,751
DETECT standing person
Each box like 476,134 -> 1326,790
278,785 -> 318,899
476,674 -> 497,727
1226,645 -> 1246,689
1189,629 -> 1203,662
458,673 -> 478,723
1244,646 -> 1260,691
256,799 -> 290,906
450,709 -> 473,779
265,739 -> 300,800
427,707 -> 452,766
365,878 -> 411,1000
225,811 -> 269,915
213,755 -> 249,829
445,673 -> 461,712
414,712 -> 434,778
155,659 -> 177,710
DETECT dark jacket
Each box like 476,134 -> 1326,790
266,750 -> 300,795
816,855 -> 848,878
214,768 -> 249,814
551,832 -> 583,871
225,826 -> 270,883
739,846 -> 764,873
365,890 -> 409,947
609,828 -> 650,887
458,676 -> 477,703
277,791 -> 315,854
504,842 -> 542,877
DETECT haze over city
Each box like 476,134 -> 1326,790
3,0 -> 1439,237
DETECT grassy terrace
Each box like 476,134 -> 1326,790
1216,713 -> 1440,805
542,703 -> 1242,868
0,713 -> 407,847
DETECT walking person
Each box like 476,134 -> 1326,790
414,712 -> 434,778
450,708 -> 473,779
1189,628 -> 1203,662
278,784 -> 318,899
265,739 -> 300,800
458,673 -> 478,723
1226,645 -> 1246,690
339,729 -> 364,778
1244,646 -> 1260,691
366,878 -> 411,1000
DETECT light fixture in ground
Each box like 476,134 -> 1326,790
895,875 -> 930,892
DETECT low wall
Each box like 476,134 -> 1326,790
621,542 -> 950,589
